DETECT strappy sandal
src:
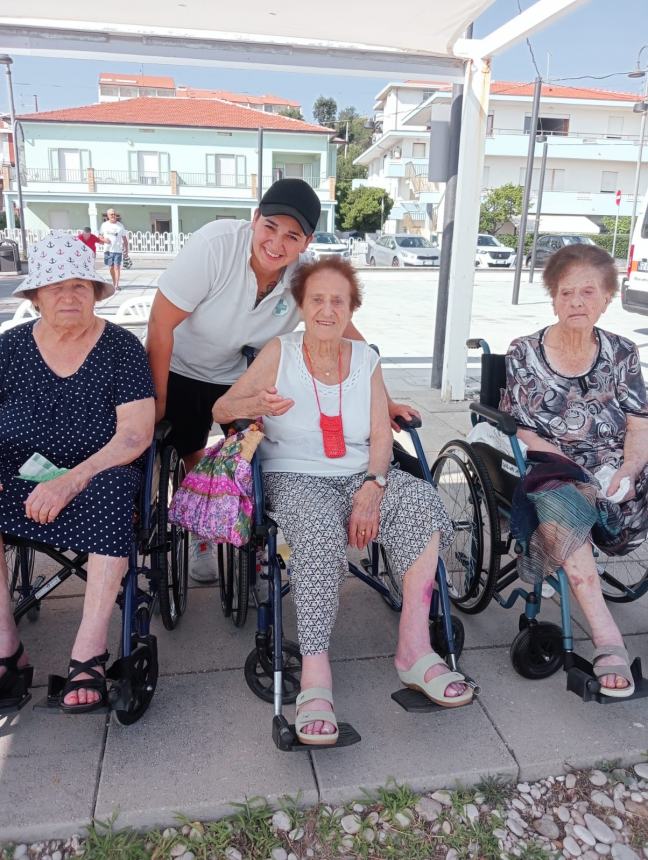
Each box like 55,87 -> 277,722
0,642 -> 33,705
397,653 -> 473,708
59,651 -> 110,714
592,644 -> 635,699
295,687 -> 339,746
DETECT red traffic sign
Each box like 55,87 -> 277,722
616,189 -> 622,206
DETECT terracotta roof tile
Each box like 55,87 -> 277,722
17,97 -> 331,133
99,73 -> 175,89
176,87 -> 300,107
490,81 -> 638,102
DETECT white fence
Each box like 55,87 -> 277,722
0,227 -> 189,255
1,228 -> 369,260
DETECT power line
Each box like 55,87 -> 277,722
514,0 -> 542,80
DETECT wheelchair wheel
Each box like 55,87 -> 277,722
155,446 -> 189,631
431,440 -> 500,614
244,633 -> 302,703
510,622 -> 563,679
111,636 -> 159,726
217,544 -> 232,617
228,543 -> 251,628
596,543 -> 648,604
429,614 -> 465,660
7,544 -> 39,622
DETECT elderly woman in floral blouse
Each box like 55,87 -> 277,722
500,244 -> 648,698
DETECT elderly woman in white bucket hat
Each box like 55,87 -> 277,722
0,233 -> 155,713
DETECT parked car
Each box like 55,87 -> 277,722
309,231 -> 351,260
475,234 -> 515,267
365,234 -> 440,267
623,192 -> 648,315
525,234 -> 596,267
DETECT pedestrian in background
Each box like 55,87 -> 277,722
77,226 -> 107,255
99,209 -> 129,291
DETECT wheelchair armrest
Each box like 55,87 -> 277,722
154,420 -> 172,442
469,403 -> 517,437
466,337 -> 491,353
242,345 -> 257,366
395,414 -> 422,431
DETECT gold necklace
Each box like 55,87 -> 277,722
303,342 -> 339,377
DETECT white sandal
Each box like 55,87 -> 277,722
592,644 -> 635,698
295,687 -> 339,746
397,653 -> 473,708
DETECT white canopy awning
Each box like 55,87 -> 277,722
0,0 -> 590,400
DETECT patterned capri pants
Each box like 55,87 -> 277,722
263,468 -> 454,655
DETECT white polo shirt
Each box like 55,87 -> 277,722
158,220 -> 307,385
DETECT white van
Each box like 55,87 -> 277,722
622,193 -> 648,315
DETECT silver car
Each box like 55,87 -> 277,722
366,234 -> 440,267
309,232 -> 351,260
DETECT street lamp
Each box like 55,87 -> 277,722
0,55 -> 27,258
627,46 -> 648,266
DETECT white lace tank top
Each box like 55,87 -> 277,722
260,331 -> 380,476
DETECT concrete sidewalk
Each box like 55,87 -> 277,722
1,269 -> 648,843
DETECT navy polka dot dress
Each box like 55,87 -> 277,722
0,320 -> 154,557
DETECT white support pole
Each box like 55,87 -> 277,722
171,203 -> 180,252
441,57 -> 491,401
88,202 -> 98,233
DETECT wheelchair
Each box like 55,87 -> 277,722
430,338 -> 648,704
2,421 -> 189,724
217,389 -> 477,750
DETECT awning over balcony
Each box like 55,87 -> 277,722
525,214 -> 601,234
391,202 -> 429,223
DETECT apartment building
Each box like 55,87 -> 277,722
354,80 -> 648,237
2,97 -> 337,237
98,73 -> 301,114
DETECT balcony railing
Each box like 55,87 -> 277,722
24,167 -> 88,183
488,127 -> 643,142
93,170 -> 170,185
178,172 -> 248,188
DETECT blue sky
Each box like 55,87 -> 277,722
0,0 -> 646,119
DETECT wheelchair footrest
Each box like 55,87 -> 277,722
272,715 -> 361,751
0,666 -> 34,712
33,674 -> 110,714
565,654 -> 648,704
391,687 -> 474,712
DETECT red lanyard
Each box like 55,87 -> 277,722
303,342 -> 342,417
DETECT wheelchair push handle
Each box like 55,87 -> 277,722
469,403 -> 517,437
466,338 -> 491,354
394,414 -> 422,431
242,345 -> 258,366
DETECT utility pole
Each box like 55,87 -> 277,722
33,94 -> 39,112
528,135 -> 548,284
0,55 -> 27,258
512,76 -> 542,305
257,127 -> 264,204
627,49 -> 648,266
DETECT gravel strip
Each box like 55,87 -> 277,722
3,763 -> 648,858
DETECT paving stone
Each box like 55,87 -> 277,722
94,672 -> 317,829
310,657 -> 516,804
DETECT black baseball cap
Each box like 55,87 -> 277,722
258,178 -> 321,236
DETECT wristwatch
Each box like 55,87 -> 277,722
363,472 -> 387,488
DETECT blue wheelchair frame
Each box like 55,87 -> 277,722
5,423 -> 186,722
464,338 -> 648,704
241,415 -> 477,750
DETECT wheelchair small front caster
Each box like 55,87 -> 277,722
429,615 -> 465,660
244,634 -> 302,703
510,622 -> 563,680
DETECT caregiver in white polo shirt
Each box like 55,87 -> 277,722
147,178 -> 419,579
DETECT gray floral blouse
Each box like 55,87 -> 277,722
499,327 -> 648,546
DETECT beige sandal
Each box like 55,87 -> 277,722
295,687 -> 339,746
592,644 -> 635,698
397,653 -> 473,708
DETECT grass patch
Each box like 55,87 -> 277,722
82,813 -> 148,860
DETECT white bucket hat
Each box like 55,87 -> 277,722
13,232 -> 115,301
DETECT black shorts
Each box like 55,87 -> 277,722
165,371 -> 230,457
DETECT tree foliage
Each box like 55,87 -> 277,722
278,106 -> 304,121
312,96 -> 338,128
479,184 -> 524,235
339,186 -> 393,233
